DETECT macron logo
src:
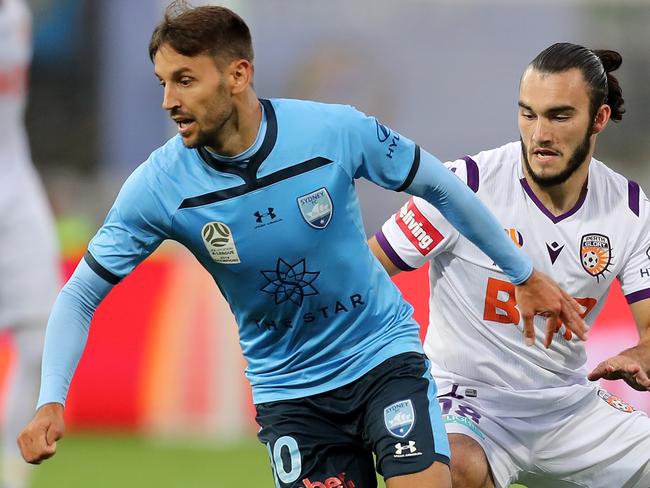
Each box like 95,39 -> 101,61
396,198 -> 444,255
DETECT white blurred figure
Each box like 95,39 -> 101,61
0,0 -> 60,487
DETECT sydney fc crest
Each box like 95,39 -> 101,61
384,399 -> 415,438
580,233 -> 612,280
297,188 -> 333,229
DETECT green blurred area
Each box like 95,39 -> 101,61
32,433 -> 273,488
31,433 -> 527,487
55,216 -> 94,258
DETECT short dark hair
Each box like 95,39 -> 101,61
529,42 -> 625,122
148,1 -> 254,67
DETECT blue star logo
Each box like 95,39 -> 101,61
260,258 -> 320,305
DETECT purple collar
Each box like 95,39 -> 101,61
519,177 -> 588,224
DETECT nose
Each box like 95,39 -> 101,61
162,85 -> 180,111
532,118 -> 553,145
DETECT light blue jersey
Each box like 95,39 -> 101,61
38,99 -> 532,407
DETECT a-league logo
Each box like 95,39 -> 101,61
201,221 -> 241,264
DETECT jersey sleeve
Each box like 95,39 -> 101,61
85,164 -> 170,282
344,107 -> 420,191
377,195 -> 460,270
37,259 -> 114,407
618,191 -> 650,303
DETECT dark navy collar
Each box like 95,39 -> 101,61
197,98 -> 278,186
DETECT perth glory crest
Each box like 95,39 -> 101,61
580,233 -> 612,280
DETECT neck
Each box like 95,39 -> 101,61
523,158 -> 591,216
206,88 -> 261,156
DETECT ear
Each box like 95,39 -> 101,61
591,103 -> 611,135
229,59 -> 253,95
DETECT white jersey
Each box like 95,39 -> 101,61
0,0 -> 32,189
0,0 -> 59,327
378,141 -> 650,415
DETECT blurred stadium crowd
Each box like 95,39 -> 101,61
29,0 -> 650,240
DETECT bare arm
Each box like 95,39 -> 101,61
588,298 -> 650,391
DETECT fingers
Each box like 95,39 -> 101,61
515,269 -> 587,347
544,317 -> 557,348
522,312 -> 535,346
588,358 -> 650,391
17,413 -> 64,465
561,287 -> 583,314
561,293 -> 587,339
587,361 -> 611,381
631,370 -> 650,391
17,426 -> 55,465
559,309 -> 587,342
553,291 -> 587,342
46,421 -> 64,446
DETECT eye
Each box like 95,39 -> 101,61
520,111 -> 536,120
554,114 -> 570,122
179,77 -> 193,87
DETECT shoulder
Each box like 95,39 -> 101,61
147,135 -> 193,173
269,98 -> 359,116
117,135 -> 191,203
268,98 -> 368,130
589,159 -> 648,218
446,141 -> 520,193
466,141 -> 520,172
134,135 -> 197,187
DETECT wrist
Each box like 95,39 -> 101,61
37,402 -> 64,415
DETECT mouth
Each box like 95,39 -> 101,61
172,116 -> 196,136
532,147 -> 561,162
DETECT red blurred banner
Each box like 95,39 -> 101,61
1,257 -> 646,432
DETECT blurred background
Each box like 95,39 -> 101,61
2,0 -> 650,486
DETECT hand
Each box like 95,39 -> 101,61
588,354 -> 650,391
515,269 -> 587,348
17,402 -> 65,464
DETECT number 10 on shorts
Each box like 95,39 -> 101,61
266,436 -> 303,487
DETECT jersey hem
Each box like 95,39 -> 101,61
625,288 -> 650,304
382,453 -> 451,481
395,145 -> 421,192
84,250 -> 121,285
251,342 -> 423,405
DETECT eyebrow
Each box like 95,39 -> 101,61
518,101 -> 577,116
154,67 -> 194,80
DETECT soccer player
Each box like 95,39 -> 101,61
17,4 -> 584,487
0,1 -> 61,487
372,43 -> 650,488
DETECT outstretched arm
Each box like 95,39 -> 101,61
17,258 -> 114,464
403,151 -> 586,344
351,110 -> 585,345
588,298 -> 650,391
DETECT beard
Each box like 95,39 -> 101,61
521,127 -> 592,188
179,109 -> 233,149
174,82 -> 233,149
